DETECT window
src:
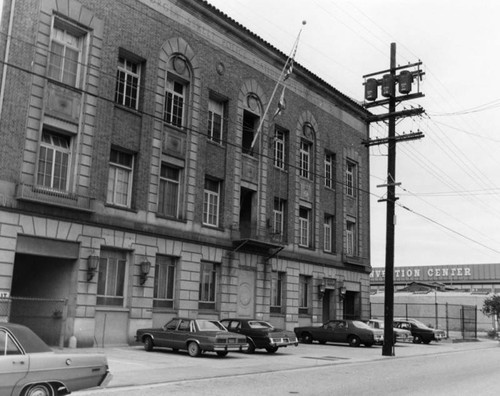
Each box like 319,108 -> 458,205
0,330 -> 22,355
273,128 -> 287,169
199,261 -> 218,310
273,198 -> 285,235
299,207 -> 311,247
299,140 -> 311,179
115,56 -> 141,109
346,160 -> 357,197
154,256 -> 176,308
208,98 -> 225,144
37,130 -> 71,191
325,153 -> 335,189
346,220 -> 357,256
242,110 -> 259,155
164,76 -> 186,127
159,163 -> 181,218
324,215 -> 334,253
271,272 -> 285,314
299,275 -> 311,315
97,250 -> 127,306
48,24 -> 83,87
107,149 -> 134,207
203,178 -> 221,227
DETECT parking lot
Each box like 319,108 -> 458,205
73,337 -> 498,393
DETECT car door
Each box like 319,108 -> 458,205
0,329 -> 29,395
315,321 -> 337,342
155,319 -> 179,348
332,321 -> 349,343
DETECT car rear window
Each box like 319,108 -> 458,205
248,321 -> 272,329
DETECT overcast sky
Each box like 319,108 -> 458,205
2,1 -> 500,268
205,0 -> 500,267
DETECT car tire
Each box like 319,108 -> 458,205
246,340 -> 256,354
23,383 -> 55,396
348,335 -> 361,347
413,335 -> 422,344
423,339 -> 431,344
144,336 -> 154,352
265,346 -> 279,353
188,341 -> 201,357
302,332 -> 314,344
216,351 -> 228,357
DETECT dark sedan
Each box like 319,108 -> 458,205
394,319 -> 446,344
294,319 -> 384,347
136,318 -> 248,357
220,318 -> 298,353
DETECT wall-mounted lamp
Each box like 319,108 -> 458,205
139,259 -> 151,285
87,253 -> 99,281
339,286 -> 347,300
318,284 -> 326,298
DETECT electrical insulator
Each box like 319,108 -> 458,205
381,74 -> 395,97
398,70 -> 413,94
365,78 -> 378,101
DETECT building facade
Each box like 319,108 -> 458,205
0,0 -> 372,346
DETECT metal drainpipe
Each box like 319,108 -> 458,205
0,0 -> 16,121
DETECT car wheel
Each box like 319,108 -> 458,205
246,340 -> 256,354
23,383 -> 55,396
413,335 -> 422,344
423,339 -> 431,344
265,346 -> 279,353
216,351 -> 228,357
348,335 -> 361,347
188,341 -> 201,357
302,332 -> 314,344
144,336 -> 154,352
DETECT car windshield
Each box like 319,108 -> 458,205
351,321 -> 372,330
412,320 -> 432,329
248,321 -> 273,329
372,321 -> 384,329
197,320 -> 226,331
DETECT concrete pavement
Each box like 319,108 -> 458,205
71,336 -> 499,394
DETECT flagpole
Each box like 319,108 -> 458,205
249,21 -> 306,152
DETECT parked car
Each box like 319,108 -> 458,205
294,319 -> 384,347
366,318 -> 413,344
220,318 -> 298,353
393,318 -> 446,344
135,318 -> 248,357
0,322 -> 111,396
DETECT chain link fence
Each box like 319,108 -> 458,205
371,301 -> 477,339
0,297 -> 67,347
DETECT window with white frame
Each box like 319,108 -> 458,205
158,163 -> 181,218
164,76 -> 186,127
273,198 -> 285,235
37,130 -> 71,191
107,149 -> 134,208
299,206 -> 311,247
325,152 -> 335,189
271,271 -> 285,314
48,23 -> 84,87
299,140 -> 311,179
153,255 -> 176,308
273,127 -> 287,169
97,249 -> 127,306
324,215 -> 334,253
346,160 -> 357,197
346,219 -> 357,256
203,178 -> 220,227
299,275 -> 311,314
115,56 -> 141,109
199,261 -> 218,310
208,98 -> 225,144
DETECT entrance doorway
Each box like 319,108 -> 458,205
236,269 -> 256,318
322,289 -> 336,322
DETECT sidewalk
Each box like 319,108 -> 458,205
72,337 -> 499,394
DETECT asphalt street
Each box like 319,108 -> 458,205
72,336 -> 499,394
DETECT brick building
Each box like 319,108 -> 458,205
0,0 -> 372,346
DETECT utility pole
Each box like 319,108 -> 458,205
362,43 -> 425,357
